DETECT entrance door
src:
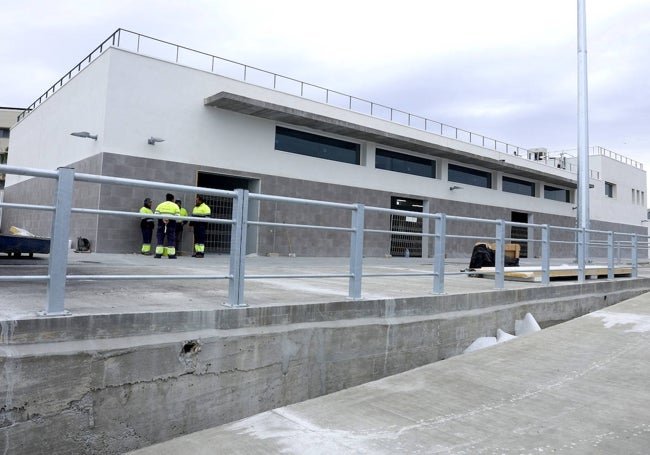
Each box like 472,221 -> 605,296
196,172 -> 259,254
390,197 -> 424,257
510,211 -> 528,258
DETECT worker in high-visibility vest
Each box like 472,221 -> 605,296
174,199 -> 189,255
154,193 -> 181,259
190,194 -> 211,258
139,197 -> 155,255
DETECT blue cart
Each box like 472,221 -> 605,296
0,234 -> 51,257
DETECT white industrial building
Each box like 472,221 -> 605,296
2,29 -> 647,257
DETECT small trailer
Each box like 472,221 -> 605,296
0,234 -> 51,257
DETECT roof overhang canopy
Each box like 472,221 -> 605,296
205,91 -> 576,189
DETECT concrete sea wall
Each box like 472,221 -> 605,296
1,279 -> 648,454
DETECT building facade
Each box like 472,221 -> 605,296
2,30 -> 647,257
0,107 -> 24,185
0,106 -> 25,229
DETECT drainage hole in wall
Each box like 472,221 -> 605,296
182,340 -> 200,354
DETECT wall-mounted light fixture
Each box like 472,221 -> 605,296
449,185 -> 463,191
70,131 -> 97,140
148,137 -> 165,145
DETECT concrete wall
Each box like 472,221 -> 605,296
0,155 -> 571,256
5,151 -> 645,257
0,279 -> 648,454
590,155 -> 647,226
5,157 -> 647,259
0,155 -> 102,242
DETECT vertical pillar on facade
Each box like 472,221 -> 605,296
43,167 -> 75,316
541,225 -> 550,285
607,231 -> 614,280
348,204 -> 364,300
494,220 -> 505,290
433,214 -> 446,295
226,189 -> 249,308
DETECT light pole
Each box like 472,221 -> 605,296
577,0 -> 590,266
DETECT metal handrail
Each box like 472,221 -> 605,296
0,164 -> 647,315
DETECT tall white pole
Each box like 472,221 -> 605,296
577,0 -> 590,260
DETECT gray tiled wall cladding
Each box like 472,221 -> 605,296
2,152 -> 645,258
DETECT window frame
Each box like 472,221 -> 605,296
275,126 -> 361,165
448,163 -> 492,189
543,185 -> 570,203
375,148 -> 436,179
502,175 -> 536,197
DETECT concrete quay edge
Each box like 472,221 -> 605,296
127,292 -> 650,455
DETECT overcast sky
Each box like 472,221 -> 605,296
2,0 -> 649,168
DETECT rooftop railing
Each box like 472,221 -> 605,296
596,146 -> 644,169
15,29 -> 642,175
20,29 -> 531,157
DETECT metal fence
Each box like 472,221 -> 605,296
0,164 -> 648,315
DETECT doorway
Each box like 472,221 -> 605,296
196,172 -> 259,254
390,196 -> 424,257
510,211 -> 528,258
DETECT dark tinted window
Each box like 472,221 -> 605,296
375,148 -> 435,178
503,176 -> 535,197
275,126 -> 360,165
544,185 -> 570,202
448,163 -> 492,188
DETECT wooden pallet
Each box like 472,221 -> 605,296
469,264 -> 633,282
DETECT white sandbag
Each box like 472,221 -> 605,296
496,329 -> 517,343
463,336 -> 497,353
515,313 -> 541,336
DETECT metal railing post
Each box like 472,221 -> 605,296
632,234 -> 638,278
43,167 -> 75,316
433,214 -> 446,294
348,204 -> 364,300
494,220 -> 505,289
607,231 -> 614,280
226,189 -> 249,308
577,228 -> 586,282
541,225 -> 550,285
421,210 -> 430,259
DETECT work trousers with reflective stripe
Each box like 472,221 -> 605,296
155,220 -> 177,256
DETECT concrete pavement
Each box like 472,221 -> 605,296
129,292 -> 650,454
0,251 -> 537,319
1,250 -> 645,319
